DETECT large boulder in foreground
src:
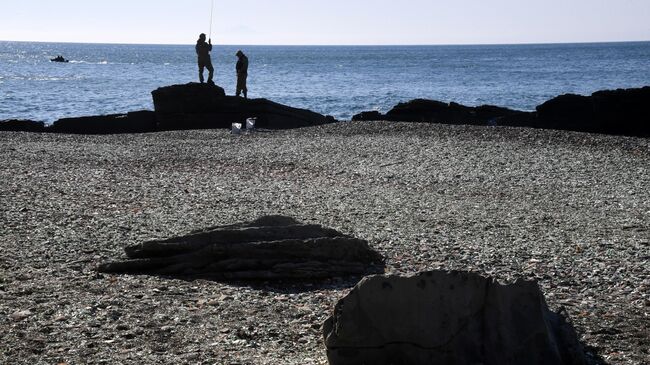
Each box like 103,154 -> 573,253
98,216 -> 384,280
48,110 -> 157,134
324,271 -> 586,365
152,83 -> 337,130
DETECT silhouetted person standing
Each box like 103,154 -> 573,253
236,50 -> 248,98
196,33 -> 214,85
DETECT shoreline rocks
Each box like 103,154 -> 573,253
353,86 -> 650,137
48,110 -> 158,134
0,119 -> 46,132
2,85 -> 648,136
152,83 -> 337,130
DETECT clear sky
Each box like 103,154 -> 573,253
1,0 -> 649,45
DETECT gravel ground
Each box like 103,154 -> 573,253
1,121 -> 648,365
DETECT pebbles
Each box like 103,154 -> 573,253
1,122 -> 649,364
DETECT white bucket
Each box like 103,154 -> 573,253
231,123 -> 242,134
246,118 -> 256,130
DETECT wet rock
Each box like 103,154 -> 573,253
98,216 -> 384,280
152,83 -> 337,130
0,119 -> 45,132
324,271 -> 587,365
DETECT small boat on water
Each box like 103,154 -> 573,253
51,55 -> 69,63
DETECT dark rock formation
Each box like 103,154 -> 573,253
324,271 -> 587,365
352,86 -> 650,137
0,119 -> 45,132
352,111 -> 383,121
51,56 -> 69,63
535,86 -> 650,136
152,83 -> 337,130
353,99 -> 530,126
98,216 -> 384,280
48,110 -> 157,134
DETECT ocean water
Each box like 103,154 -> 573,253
1,41 -> 649,123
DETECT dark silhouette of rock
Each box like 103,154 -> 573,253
50,55 -> 69,63
536,87 -> 650,136
351,111 -> 383,121
98,216 -> 384,280
48,110 -> 157,134
0,119 -> 45,132
353,99 -> 530,126
324,271 -> 587,365
152,83 -> 337,130
352,86 -> 650,137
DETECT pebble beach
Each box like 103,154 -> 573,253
1,122 -> 649,364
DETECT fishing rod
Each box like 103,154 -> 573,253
209,0 -> 214,40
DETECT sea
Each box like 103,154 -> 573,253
1,41 -> 649,123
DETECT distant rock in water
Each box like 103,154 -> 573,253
353,86 -> 650,137
50,56 -> 69,63
48,110 -> 157,134
98,216 -> 384,280
0,119 -> 45,132
324,271 -> 587,365
152,83 -> 337,130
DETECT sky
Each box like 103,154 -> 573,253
1,0 -> 649,45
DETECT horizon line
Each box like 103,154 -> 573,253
2,39 -> 649,48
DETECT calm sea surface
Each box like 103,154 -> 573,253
1,41 -> 649,122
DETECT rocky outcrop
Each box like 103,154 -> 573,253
152,83 -> 337,130
534,86 -> 650,136
352,86 -> 650,137
324,271 -> 586,365
48,110 -> 157,134
353,99 -> 529,126
0,119 -> 45,132
2,83 -> 336,134
98,216 -> 384,280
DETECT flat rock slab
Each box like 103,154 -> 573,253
324,270 -> 587,365
98,216 -> 384,280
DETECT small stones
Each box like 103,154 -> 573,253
10,310 -> 33,321
1,123 -> 648,364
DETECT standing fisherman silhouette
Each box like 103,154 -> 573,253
236,50 -> 248,98
196,33 -> 214,85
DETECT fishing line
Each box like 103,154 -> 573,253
209,0 -> 214,39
